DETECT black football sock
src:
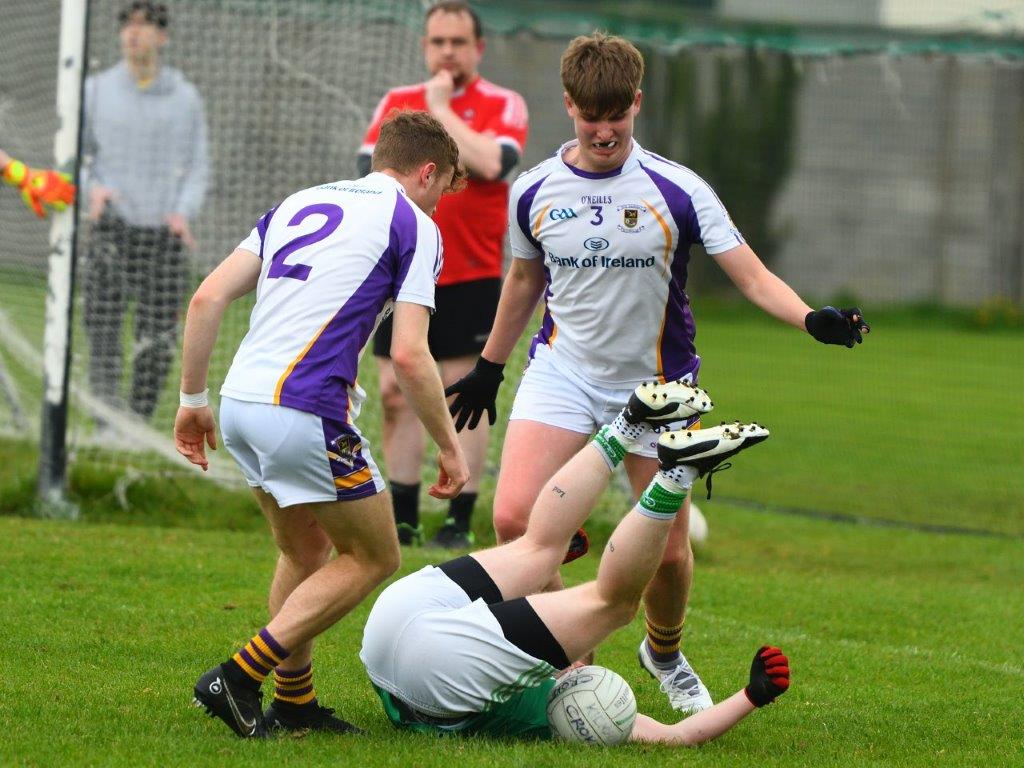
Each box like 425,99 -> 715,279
448,493 -> 477,532
390,481 -> 420,529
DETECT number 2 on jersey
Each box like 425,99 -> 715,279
268,203 -> 344,281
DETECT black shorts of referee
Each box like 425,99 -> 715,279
373,277 -> 500,360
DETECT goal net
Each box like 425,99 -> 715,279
0,2 -> 61,441
0,0 -> 431,485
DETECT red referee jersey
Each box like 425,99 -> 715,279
361,76 -> 529,286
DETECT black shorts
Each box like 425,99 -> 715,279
373,277 -> 500,360
438,555 -> 570,670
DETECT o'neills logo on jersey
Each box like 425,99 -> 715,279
617,204 -> 647,233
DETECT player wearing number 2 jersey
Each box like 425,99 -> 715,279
175,112 -> 470,739
444,33 -> 869,715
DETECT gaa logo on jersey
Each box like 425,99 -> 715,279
616,204 -> 647,234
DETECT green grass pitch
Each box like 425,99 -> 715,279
1,512 -> 1021,767
1,274 -> 1022,765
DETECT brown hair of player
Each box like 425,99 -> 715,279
560,32 -> 645,120
371,109 -> 467,192
425,1 -> 483,40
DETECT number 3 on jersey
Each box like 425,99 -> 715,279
268,203 -> 344,281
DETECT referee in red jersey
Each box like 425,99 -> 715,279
358,1 -> 528,548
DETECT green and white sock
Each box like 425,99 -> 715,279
637,467 -> 697,520
593,412 -> 644,470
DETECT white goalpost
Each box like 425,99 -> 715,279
36,0 -> 89,514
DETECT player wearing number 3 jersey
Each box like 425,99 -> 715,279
174,112 -> 470,738
445,33 -> 870,715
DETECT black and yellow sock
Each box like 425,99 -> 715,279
225,628 -> 289,687
645,615 -> 684,666
274,663 -> 316,706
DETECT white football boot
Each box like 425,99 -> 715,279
658,421 -> 770,497
637,640 -> 714,715
623,380 -> 714,430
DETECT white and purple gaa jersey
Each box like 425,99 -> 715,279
508,140 -> 743,387
221,172 -> 442,422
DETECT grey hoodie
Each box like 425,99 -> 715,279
82,61 -> 208,227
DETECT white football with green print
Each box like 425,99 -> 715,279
546,665 -> 636,746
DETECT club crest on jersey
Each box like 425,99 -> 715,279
617,204 -> 647,233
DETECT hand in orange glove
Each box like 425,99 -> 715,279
2,157 -> 76,218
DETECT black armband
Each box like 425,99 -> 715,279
499,144 -> 520,180
355,152 -> 372,178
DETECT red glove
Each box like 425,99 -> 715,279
744,645 -> 790,707
2,158 -> 76,218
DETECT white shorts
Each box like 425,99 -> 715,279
361,565 -> 557,718
220,396 -> 385,507
509,344 -> 702,458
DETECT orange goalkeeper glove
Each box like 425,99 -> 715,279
2,158 -> 76,219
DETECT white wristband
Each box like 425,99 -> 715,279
179,388 -> 209,408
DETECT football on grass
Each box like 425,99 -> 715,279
546,665 -> 636,745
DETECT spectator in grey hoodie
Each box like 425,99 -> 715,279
82,1 -> 208,420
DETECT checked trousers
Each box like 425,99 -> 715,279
82,212 -> 188,421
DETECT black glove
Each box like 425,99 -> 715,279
744,645 -> 791,707
444,357 -> 505,432
805,306 -> 870,348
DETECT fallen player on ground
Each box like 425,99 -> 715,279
360,380 -> 790,743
